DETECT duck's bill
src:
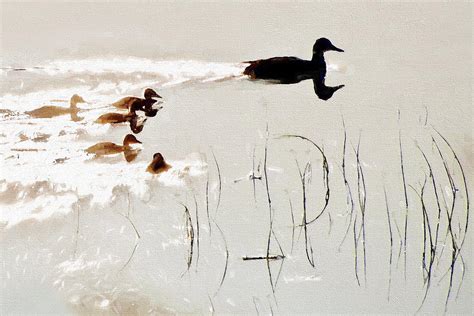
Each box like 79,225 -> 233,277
152,103 -> 164,110
330,45 -> 344,52
152,94 -> 162,99
129,142 -> 143,149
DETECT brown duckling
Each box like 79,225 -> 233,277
95,112 -> 134,124
146,153 -> 172,174
85,134 -> 142,162
26,94 -> 86,119
95,101 -> 142,124
112,88 -> 162,110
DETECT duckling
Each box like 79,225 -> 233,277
95,112 -> 134,124
112,88 -> 162,110
95,101 -> 142,124
85,134 -> 142,162
26,94 -> 86,119
243,38 -> 344,84
146,153 -> 172,174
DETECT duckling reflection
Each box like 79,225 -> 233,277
143,103 -> 164,118
129,115 -> 147,134
112,88 -> 162,111
146,153 -> 172,174
85,134 -> 142,162
243,37 -> 344,100
26,94 -> 86,120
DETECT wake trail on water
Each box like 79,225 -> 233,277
0,57 -> 244,228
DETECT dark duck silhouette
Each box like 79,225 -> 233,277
85,134 -> 142,162
243,38 -> 345,100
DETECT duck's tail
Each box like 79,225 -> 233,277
242,60 -> 259,76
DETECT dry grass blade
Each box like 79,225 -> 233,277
118,191 -> 141,272
288,195 -> 296,254
338,118 -> 355,251
384,185 -> 393,301
431,127 -> 470,312
398,129 -> 409,282
213,220 -> 229,296
181,204 -> 194,276
297,160 -> 315,267
211,149 -> 222,218
263,126 -> 276,292
243,255 -> 285,261
353,213 -> 361,286
354,135 -> 367,285
194,195 -> 200,270
277,134 -> 330,226
206,174 -> 212,236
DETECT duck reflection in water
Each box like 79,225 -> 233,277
243,37 -> 345,100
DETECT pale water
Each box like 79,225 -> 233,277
0,2 -> 472,314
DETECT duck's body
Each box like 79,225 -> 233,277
243,38 -> 343,84
85,134 -> 142,162
146,153 -> 171,174
112,88 -> 162,110
244,57 -> 326,84
26,95 -> 86,119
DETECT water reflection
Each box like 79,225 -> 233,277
243,37 -> 345,100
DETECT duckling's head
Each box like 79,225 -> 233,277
153,153 -> 165,163
313,38 -> 344,55
70,94 -> 86,106
123,134 -> 142,146
144,88 -> 162,100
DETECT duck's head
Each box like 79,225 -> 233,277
313,38 -> 344,55
123,134 -> 142,146
70,94 -> 86,107
144,88 -> 162,100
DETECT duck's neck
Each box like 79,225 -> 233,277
69,100 -> 78,109
311,50 -> 325,63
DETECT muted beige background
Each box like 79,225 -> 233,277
1,1 -> 472,314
